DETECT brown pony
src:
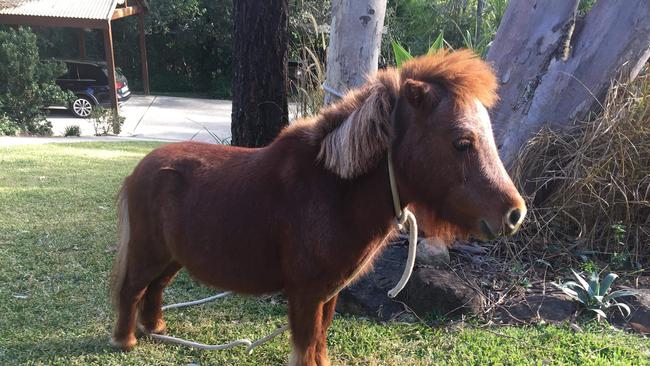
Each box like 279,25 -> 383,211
110,50 -> 526,366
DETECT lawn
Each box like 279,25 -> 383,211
0,142 -> 648,365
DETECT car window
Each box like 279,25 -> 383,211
77,64 -> 107,82
61,63 -> 78,80
104,67 -> 125,79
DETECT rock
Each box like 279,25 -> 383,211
496,295 -> 577,324
337,242 -> 485,320
625,288 -> 650,330
416,237 -> 450,266
611,288 -> 650,333
401,267 -> 485,316
336,244 -> 408,321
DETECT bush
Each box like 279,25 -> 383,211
0,27 -> 73,135
0,114 -> 18,136
64,125 -> 81,137
90,107 -> 125,136
383,0 -> 508,62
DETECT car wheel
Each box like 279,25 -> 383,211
71,96 -> 93,118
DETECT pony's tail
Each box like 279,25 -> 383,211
110,181 -> 130,312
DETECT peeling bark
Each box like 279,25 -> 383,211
486,0 -> 580,145
487,0 -> 650,167
324,0 -> 387,105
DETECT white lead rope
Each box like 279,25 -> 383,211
322,83 -> 346,99
161,291 -> 232,311
386,149 -> 418,298
148,98 -> 419,354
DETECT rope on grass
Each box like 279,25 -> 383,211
149,333 -> 252,351
151,290 -> 285,353
161,291 -> 232,311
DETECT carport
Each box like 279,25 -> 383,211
0,0 -> 150,112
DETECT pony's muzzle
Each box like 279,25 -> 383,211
480,219 -> 497,240
480,205 -> 526,239
505,207 -> 526,233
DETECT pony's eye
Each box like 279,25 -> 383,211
453,138 -> 472,152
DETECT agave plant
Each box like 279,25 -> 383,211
553,269 -> 635,321
391,32 -> 446,68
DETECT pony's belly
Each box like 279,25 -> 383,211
175,242 -> 285,295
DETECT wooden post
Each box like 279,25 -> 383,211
78,29 -> 86,59
103,21 -> 119,112
138,12 -> 150,95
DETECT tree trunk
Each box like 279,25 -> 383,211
324,0 -> 387,105
475,0 -> 485,45
231,0 -> 289,147
487,0 -> 650,167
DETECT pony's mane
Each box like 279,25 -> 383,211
283,49 -> 497,179
400,49 -> 498,109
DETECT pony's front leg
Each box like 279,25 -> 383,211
288,295 -> 324,366
315,295 -> 337,366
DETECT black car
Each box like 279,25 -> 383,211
54,59 -> 131,118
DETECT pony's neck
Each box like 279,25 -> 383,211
343,156 -> 401,248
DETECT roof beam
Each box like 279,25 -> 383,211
112,5 -> 143,20
0,14 -> 107,29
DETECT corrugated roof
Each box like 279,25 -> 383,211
0,0 -> 118,20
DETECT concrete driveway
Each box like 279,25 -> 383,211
48,95 -> 233,143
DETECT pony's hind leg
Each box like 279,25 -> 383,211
111,245 -> 172,351
138,262 -> 182,334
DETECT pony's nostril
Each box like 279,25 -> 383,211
506,208 -> 522,229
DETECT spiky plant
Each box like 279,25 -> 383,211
553,270 -> 635,321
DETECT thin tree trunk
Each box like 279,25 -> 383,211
475,0 -> 485,45
324,0 -> 387,105
231,0 -> 289,147
488,0 -> 650,167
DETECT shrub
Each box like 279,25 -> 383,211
384,0 -> 507,62
64,125 -> 81,137
0,27 -> 73,135
0,114 -> 18,136
90,107 -> 125,136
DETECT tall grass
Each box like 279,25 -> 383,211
500,73 -> 650,267
288,2 -> 329,118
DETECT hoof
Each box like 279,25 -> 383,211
137,319 -> 167,335
110,334 -> 137,351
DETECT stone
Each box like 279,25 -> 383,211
610,288 -> 650,333
496,295 -> 577,324
336,244 -> 408,321
337,242 -> 485,320
401,267 -> 485,317
415,237 -> 450,266
627,289 -> 650,332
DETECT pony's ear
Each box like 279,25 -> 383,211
318,83 -> 393,179
403,79 -> 439,109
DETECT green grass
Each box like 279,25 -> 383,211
0,142 -> 648,365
